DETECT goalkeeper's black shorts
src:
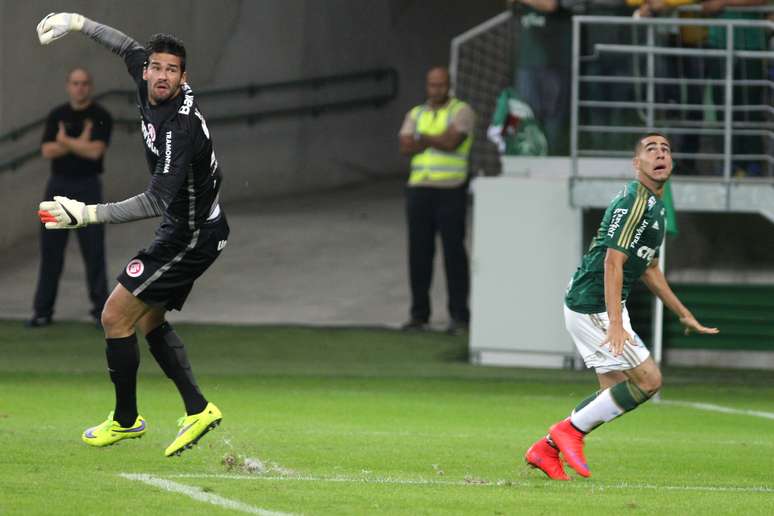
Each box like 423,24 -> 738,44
117,215 -> 229,311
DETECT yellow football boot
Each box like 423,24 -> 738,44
165,402 -> 222,457
82,412 -> 147,447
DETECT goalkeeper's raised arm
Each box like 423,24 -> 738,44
37,12 -> 142,57
37,12 -> 146,84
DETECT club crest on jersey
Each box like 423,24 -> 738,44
126,259 -> 145,278
141,121 -> 159,156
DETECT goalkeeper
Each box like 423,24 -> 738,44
36,12 -> 229,456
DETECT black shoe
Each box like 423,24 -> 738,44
401,319 -> 429,331
25,316 -> 52,328
446,320 -> 468,336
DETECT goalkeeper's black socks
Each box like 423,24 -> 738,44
146,322 -> 207,415
105,335 -> 140,428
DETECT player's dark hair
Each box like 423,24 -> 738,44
634,132 -> 670,155
145,33 -> 187,72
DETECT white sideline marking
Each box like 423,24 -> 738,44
119,473 -> 294,515
618,436 -> 774,448
661,400 -> 774,421
171,472 -> 468,486
165,473 -> 774,494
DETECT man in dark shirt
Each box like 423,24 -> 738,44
36,12 -> 228,457
508,0 -> 572,155
28,67 -> 111,327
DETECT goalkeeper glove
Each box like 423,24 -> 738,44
38,196 -> 98,229
36,12 -> 85,45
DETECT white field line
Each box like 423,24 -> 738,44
163,472 -> 774,494
605,435 -> 774,447
661,400 -> 774,420
119,473 -> 295,516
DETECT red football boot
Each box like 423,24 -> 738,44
525,437 -> 570,480
549,418 -> 591,478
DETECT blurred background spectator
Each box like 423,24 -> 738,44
398,67 -> 474,335
28,67 -> 111,328
508,0 -> 572,155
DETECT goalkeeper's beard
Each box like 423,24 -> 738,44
149,81 -> 180,105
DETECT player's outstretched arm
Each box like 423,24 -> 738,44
36,12 -> 141,58
641,261 -> 720,335
38,191 -> 166,229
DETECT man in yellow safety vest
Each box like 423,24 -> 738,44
398,66 -> 475,335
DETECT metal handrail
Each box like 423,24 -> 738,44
0,67 -> 399,173
578,100 -> 774,114
580,75 -> 774,89
579,124 -> 774,138
676,4 -> 774,13
578,148 -> 774,162
575,16 -> 773,28
108,94 -> 398,129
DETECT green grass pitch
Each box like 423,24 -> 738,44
1,321 -> 773,515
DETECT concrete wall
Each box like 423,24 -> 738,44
0,0 -> 503,248
470,177 -> 581,368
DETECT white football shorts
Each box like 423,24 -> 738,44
564,304 -> 651,373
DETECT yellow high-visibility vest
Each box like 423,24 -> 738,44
409,98 -> 472,187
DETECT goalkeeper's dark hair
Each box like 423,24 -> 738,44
634,131 -> 670,155
145,33 -> 187,72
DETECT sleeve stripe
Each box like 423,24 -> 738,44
627,186 -> 650,245
617,188 -> 647,249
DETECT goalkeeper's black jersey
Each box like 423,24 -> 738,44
124,48 -> 223,244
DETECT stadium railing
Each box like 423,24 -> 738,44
449,8 -> 772,182
568,13 -> 773,221
570,13 -> 773,180
0,67 -> 399,173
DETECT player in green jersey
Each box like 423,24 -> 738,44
524,132 -> 719,480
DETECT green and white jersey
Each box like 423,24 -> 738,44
565,181 -> 666,314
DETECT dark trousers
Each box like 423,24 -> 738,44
33,175 -> 108,319
406,185 -> 470,323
